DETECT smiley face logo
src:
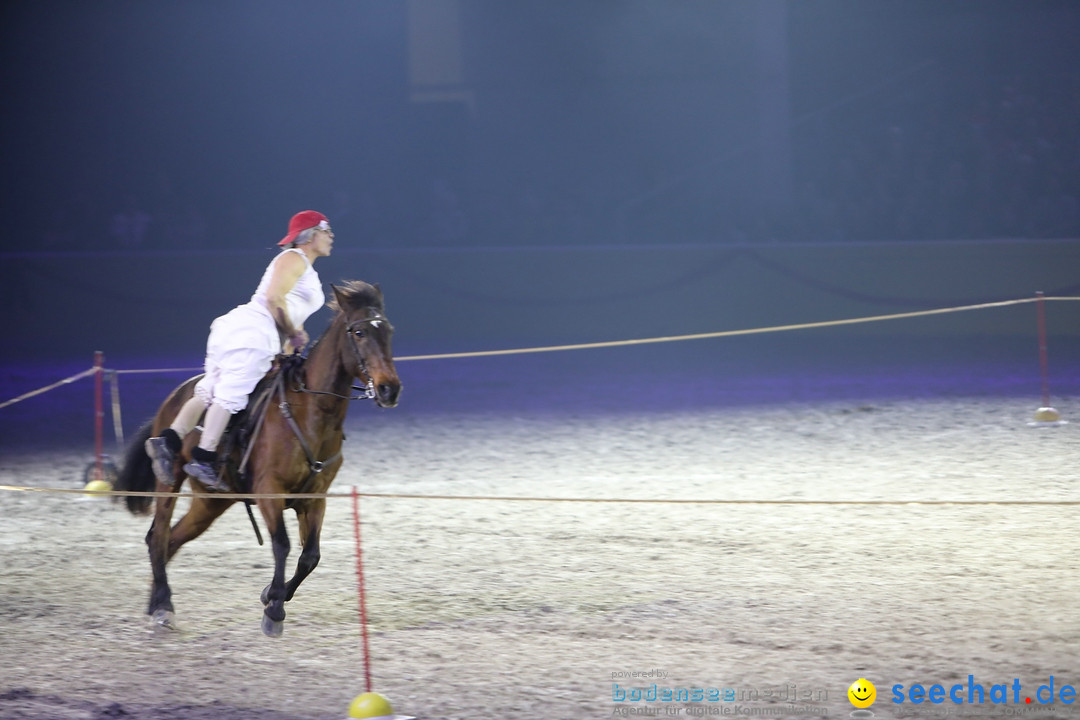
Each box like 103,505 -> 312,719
848,678 -> 876,708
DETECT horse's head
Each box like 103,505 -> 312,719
330,281 -> 401,408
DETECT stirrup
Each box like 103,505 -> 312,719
183,460 -> 230,492
145,437 -> 177,488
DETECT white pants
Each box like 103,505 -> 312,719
193,304 -> 280,413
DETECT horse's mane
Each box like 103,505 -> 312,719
302,280 -> 386,362
328,280 -> 384,314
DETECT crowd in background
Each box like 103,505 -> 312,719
33,67 -> 1080,252
782,68 -> 1080,243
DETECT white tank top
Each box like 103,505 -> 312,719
249,248 -> 324,331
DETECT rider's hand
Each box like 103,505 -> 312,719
287,329 -> 309,352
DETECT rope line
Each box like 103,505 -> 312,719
0,368 -> 97,410
1,484 -> 1077,506
3,295 -> 1078,403
393,295 -> 1080,361
89,294 -> 1080,373
114,367 -> 204,375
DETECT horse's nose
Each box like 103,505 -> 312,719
377,382 -> 400,407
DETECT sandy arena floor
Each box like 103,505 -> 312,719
1,340 -> 1078,720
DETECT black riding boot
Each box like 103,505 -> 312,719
184,447 -> 229,491
145,428 -> 182,488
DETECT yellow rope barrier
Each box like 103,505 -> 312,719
394,295 -> 1080,361
1,484 -> 1076,506
6,294 -> 1078,397
93,294 -> 1080,368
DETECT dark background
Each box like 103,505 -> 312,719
3,0 -> 1078,253
1,1 -> 1079,443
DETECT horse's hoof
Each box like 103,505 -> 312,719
261,613 -> 284,638
151,609 -> 178,631
260,584 -> 271,606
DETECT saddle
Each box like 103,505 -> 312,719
217,353 -> 307,493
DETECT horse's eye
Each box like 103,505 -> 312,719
353,329 -> 366,338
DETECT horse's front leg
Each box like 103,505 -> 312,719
284,499 -> 326,602
257,495 -> 290,637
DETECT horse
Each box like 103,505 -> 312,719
114,280 -> 401,637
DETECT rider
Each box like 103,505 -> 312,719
145,210 -> 335,490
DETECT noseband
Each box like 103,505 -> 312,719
344,314 -> 388,400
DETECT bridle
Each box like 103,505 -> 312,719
293,310 -> 391,402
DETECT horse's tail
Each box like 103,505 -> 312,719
114,421 -> 156,515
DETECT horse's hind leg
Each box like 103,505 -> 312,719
147,495 -> 233,629
146,495 -> 180,627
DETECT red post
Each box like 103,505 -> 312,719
352,486 -> 373,694
1035,292 -> 1050,408
94,351 -> 105,483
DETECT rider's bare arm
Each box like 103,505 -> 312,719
265,251 -> 309,351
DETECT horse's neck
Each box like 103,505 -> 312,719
302,321 -> 353,406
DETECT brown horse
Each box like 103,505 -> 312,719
115,281 -> 401,636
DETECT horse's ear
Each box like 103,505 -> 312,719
330,284 -> 347,310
